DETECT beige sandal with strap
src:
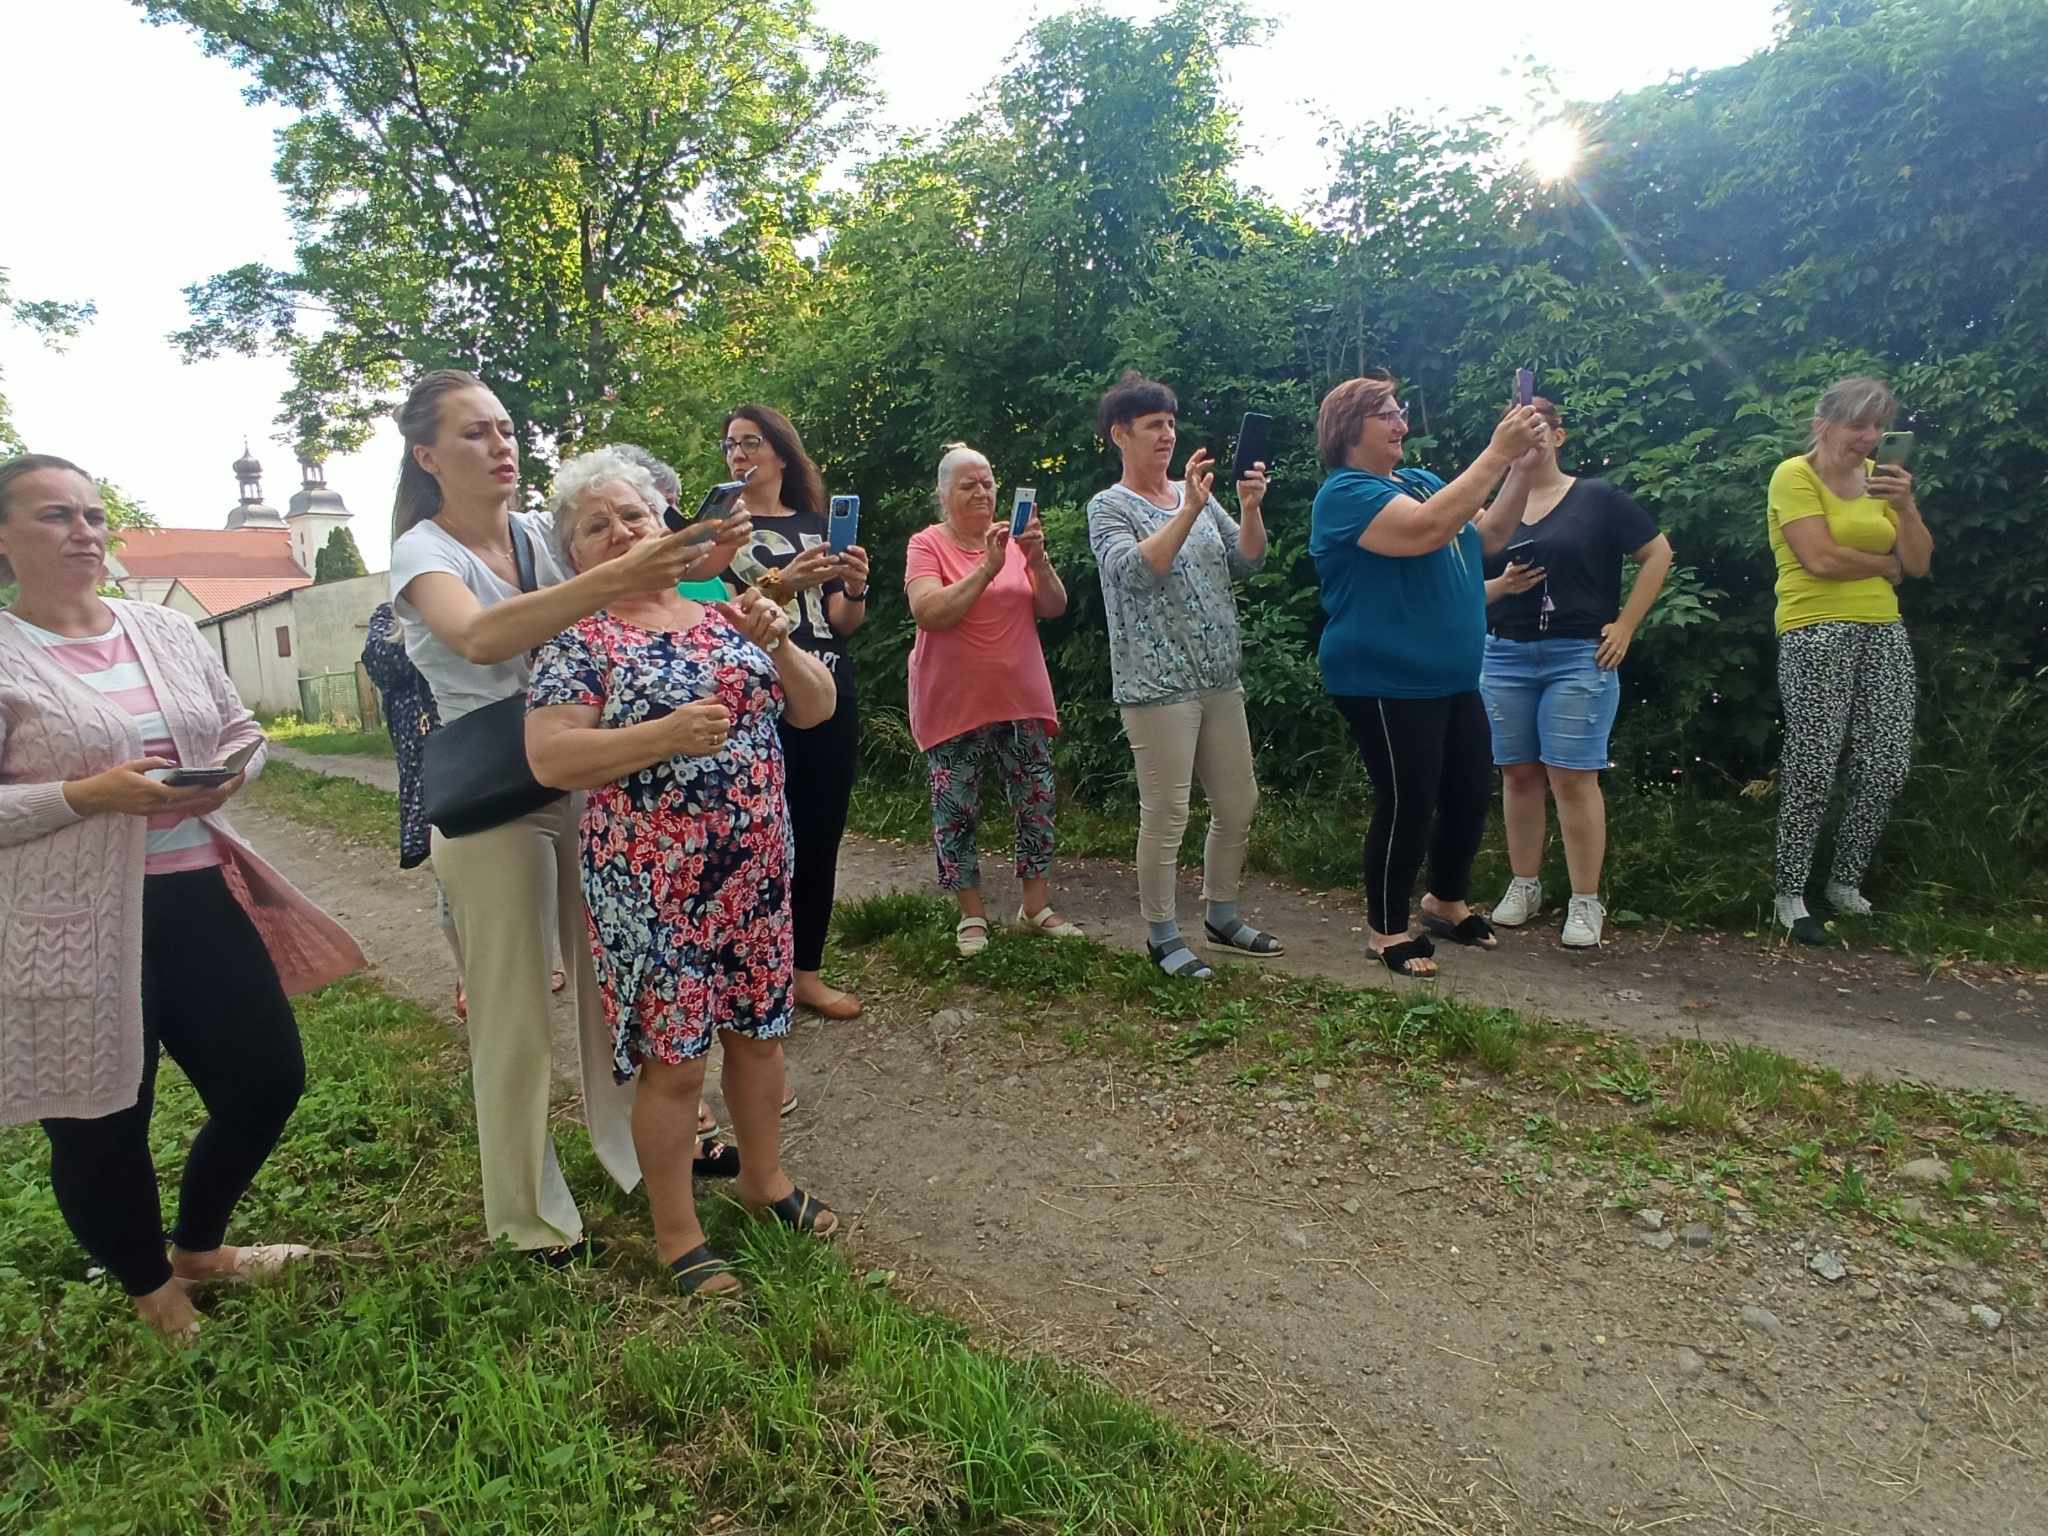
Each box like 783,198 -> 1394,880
1015,905 -> 1084,938
956,915 -> 990,956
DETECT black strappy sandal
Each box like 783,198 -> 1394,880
668,1242 -> 740,1299
1373,937 -> 1438,978
1203,919 -> 1285,956
1420,911 -> 1498,949
748,1187 -> 842,1238
1148,937 -> 1213,980
693,1136 -> 740,1180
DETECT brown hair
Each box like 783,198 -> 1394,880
1096,370 -> 1179,440
391,368 -> 487,543
1531,395 -> 1563,429
722,404 -> 825,517
0,453 -> 92,586
1316,376 -> 1397,471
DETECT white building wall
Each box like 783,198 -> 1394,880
288,571 -> 385,679
202,601 -> 301,717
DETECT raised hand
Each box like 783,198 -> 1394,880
780,542 -> 843,593
1236,460 -> 1270,516
716,586 -> 794,652
1489,405 -> 1547,462
1183,447 -> 1217,510
980,524 -> 1012,580
837,543 -> 871,593
1014,512 -> 1048,566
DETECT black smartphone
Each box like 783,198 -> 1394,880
1874,431 -> 1914,469
1231,412 -> 1273,482
1505,538 -> 1540,566
664,477 -> 748,540
165,738 -> 260,788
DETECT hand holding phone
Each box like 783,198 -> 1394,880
1009,487 -> 1036,539
829,494 -> 860,555
1231,413 -> 1272,483
1515,367 -> 1536,408
163,738 -> 260,788
1874,431 -> 1914,469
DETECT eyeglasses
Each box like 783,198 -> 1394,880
720,433 -> 766,455
1367,404 -> 1409,425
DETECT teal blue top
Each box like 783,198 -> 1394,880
1309,467 -> 1483,699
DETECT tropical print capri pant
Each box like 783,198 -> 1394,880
924,718 -> 1057,892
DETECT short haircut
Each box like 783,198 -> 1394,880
546,448 -> 662,570
1315,376 -> 1397,471
1096,370 -> 1178,440
609,443 -> 682,506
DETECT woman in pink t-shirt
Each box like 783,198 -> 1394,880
904,443 -> 1082,956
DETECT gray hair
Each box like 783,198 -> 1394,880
1811,375 -> 1897,448
934,441 -> 989,513
547,448 -> 662,570
609,443 -> 682,506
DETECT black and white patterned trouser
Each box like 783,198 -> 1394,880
1774,621 -> 1916,897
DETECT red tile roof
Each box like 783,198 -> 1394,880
171,575 -> 312,617
109,527 -> 306,580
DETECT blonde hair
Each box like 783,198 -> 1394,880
1810,375 -> 1897,449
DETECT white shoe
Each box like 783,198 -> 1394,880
1825,883 -> 1873,916
1492,877 -> 1543,928
1015,905 -> 1084,938
1561,894 -> 1605,949
956,915 -> 989,956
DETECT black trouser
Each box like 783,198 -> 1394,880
1334,692 -> 1492,936
40,867 -> 305,1296
780,686 -> 859,974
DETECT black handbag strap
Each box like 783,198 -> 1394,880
509,517 -> 540,594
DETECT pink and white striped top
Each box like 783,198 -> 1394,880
4,613 -> 222,874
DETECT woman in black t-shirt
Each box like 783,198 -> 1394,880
720,405 -> 870,1022
1478,397 -> 1673,948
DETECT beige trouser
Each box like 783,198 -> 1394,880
1119,688 -> 1261,925
431,797 -> 640,1250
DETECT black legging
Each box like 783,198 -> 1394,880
40,867 -> 305,1296
1334,692 -> 1492,936
780,687 -> 859,974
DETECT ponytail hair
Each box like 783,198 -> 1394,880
391,368 -> 485,543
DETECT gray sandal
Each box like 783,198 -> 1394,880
1148,937 -> 1213,980
1203,918 -> 1284,956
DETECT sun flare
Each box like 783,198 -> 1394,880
1526,120 -> 1583,183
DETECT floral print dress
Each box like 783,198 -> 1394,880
527,607 -> 794,1078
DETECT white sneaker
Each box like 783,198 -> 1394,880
1561,894 -> 1605,949
1492,877 -> 1543,928
1824,883 -> 1873,917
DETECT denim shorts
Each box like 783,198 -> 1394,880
1479,635 -> 1620,770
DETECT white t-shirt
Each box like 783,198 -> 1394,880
388,512 -> 568,723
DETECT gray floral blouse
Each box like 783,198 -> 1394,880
1086,483 -> 1265,707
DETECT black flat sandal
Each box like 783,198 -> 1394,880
668,1242 -> 740,1299
526,1237 -> 607,1270
748,1187 -> 841,1238
1373,937 -> 1438,978
1203,918 -> 1285,956
693,1136 -> 741,1180
1420,911 -> 1498,949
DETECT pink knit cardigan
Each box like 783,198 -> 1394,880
0,600 -> 366,1124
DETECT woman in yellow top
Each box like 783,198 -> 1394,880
1766,376 -> 1933,944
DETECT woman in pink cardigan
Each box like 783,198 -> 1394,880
0,454 -> 365,1344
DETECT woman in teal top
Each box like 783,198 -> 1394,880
1308,376 -> 1544,977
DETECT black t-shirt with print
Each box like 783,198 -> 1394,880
1483,478 -> 1659,642
722,507 -> 856,696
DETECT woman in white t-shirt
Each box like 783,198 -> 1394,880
387,369 -> 747,1263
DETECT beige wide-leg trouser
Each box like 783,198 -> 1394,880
431,797 -> 640,1250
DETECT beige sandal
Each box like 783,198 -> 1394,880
1015,905 -> 1084,938
956,915 -> 990,956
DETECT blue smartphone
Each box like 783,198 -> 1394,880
828,494 -> 859,554
1515,367 -> 1535,408
1010,486 -> 1036,538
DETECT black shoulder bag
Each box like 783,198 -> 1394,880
420,519 -> 568,838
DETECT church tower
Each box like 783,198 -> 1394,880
224,442 -> 287,531
285,458 -> 355,575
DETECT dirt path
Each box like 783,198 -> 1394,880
239,766 -> 2044,1535
274,745 -> 2048,1103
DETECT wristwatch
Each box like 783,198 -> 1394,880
842,586 -> 869,602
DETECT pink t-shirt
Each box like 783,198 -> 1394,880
5,613 -> 221,874
903,525 -> 1058,751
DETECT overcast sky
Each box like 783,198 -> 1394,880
0,0 -> 1779,574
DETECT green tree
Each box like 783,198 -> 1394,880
138,0 -> 876,464
313,525 -> 368,584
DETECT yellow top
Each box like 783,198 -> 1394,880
1766,454 -> 1899,634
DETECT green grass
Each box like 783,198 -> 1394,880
828,890 -> 2047,1271
848,754 -> 2048,969
244,759 -> 401,848
0,977 -> 1341,1534
260,712 -> 397,758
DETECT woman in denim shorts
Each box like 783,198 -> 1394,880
1479,398 -> 1672,947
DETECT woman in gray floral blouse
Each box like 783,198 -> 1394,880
1086,371 -> 1281,980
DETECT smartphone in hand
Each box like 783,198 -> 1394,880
1515,368 -> 1536,408
1875,431 -> 1914,469
1010,487 -> 1036,539
1231,412 -> 1273,482
164,738 -> 260,788
829,494 -> 860,554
